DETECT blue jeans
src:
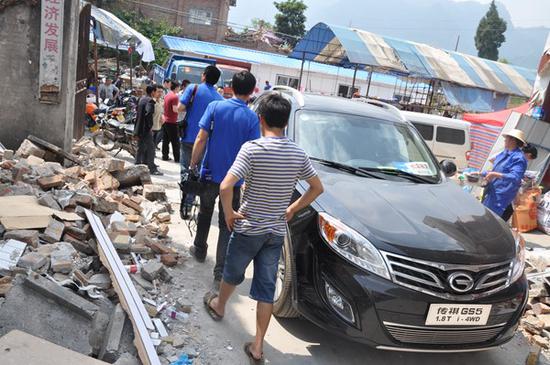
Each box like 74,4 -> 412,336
223,232 -> 284,303
179,142 -> 195,207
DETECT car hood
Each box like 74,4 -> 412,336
310,164 -> 516,265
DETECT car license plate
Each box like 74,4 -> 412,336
425,304 -> 492,326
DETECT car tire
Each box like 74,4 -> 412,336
272,234 -> 300,318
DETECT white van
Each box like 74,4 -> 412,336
402,111 -> 471,171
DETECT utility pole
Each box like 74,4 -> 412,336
454,35 -> 460,52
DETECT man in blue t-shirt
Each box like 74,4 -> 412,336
188,71 -> 260,288
177,66 -> 223,219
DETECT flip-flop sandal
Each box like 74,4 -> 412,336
203,291 -> 223,321
243,342 -> 264,365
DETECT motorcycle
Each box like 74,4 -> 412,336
92,113 -> 137,158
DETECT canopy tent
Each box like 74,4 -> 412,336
463,103 -> 530,127
88,4 -> 155,62
290,23 -> 536,111
463,103 -> 530,169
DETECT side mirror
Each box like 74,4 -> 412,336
440,160 -> 457,177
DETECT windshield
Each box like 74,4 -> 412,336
295,110 -> 440,178
176,65 -> 204,84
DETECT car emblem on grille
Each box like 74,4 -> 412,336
448,272 -> 475,293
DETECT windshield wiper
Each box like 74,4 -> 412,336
310,158 -> 383,179
359,167 -> 438,184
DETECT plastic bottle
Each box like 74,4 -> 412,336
164,306 -> 189,321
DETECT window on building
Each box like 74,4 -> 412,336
276,75 -> 299,89
189,8 -> 213,25
411,122 -> 434,141
436,126 -> 465,145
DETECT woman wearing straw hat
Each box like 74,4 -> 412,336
482,129 -> 528,220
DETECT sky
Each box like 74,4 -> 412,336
452,0 -> 550,28
228,0 -> 550,30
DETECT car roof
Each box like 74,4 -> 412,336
402,111 -> 471,129
297,94 -> 406,124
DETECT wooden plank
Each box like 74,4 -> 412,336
1,216 -> 51,230
27,135 -> 81,165
85,210 -> 160,365
0,330 -> 108,365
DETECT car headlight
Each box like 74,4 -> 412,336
318,213 -> 390,280
510,230 -> 526,284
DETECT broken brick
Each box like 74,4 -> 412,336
94,197 -> 118,214
156,212 -> 171,224
161,254 -> 178,267
121,198 -> 143,213
141,261 -> 163,282
143,184 -> 167,201
37,175 -> 65,190
4,230 -> 39,248
18,252 -> 48,270
533,303 -> 550,316
43,218 -> 65,243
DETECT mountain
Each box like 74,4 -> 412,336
303,0 -> 547,68
230,0 -> 548,69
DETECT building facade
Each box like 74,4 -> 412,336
125,0 -> 235,43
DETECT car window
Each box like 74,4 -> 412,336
436,127 -> 465,145
295,110 -> 439,176
412,122 -> 434,141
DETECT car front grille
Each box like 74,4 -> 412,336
381,251 -> 512,300
384,322 -> 505,345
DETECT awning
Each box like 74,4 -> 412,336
290,22 -> 536,97
440,82 -> 509,113
463,103 -> 530,126
89,4 -> 155,62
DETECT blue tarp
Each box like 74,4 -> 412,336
441,82 -> 509,113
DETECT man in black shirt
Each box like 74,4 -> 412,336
134,85 -> 163,176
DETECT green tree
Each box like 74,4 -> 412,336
474,0 -> 507,61
498,57 -> 509,64
274,0 -> 307,47
113,9 -> 182,65
251,18 -> 273,31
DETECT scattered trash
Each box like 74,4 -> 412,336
169,353 -> 193,365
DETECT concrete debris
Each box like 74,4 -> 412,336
113,352 -> 140,365
141,261 -> 164,282
4,229 -> 39,248
38,192 -> 62,210
0,136 -> 186,365
143,184 -> 167,202
18,252 -> 48,271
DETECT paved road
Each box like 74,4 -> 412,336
148,155 -> 550,365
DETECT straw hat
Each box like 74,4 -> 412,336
503,129 -> 526,145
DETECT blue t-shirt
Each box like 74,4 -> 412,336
179,83 -> 223,144
198,98 -> 260,185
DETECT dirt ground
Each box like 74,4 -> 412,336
142,152 -> 550,365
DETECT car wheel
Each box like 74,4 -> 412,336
273,233 -> 299,318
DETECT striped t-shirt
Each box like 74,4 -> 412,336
228,137 -> 317,236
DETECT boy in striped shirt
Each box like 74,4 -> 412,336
203,93 -> 324,363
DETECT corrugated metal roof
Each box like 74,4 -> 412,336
290,22 -> 536,97
158,35 -> 398,85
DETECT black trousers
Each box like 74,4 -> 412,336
135,132 -> 156,173
162,123 -> 180,162
153,129 -> 163,148
502,204 -> 514,222
193,182 -> 241,280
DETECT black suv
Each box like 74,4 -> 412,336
254,87 -> 527,353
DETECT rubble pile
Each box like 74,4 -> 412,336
521,249 -> 550,351
0,136 -> 192,365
